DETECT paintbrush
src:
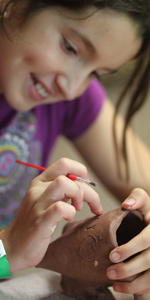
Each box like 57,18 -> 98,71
16,160 -> 97,187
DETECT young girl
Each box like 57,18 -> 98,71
0,0 -> 150,295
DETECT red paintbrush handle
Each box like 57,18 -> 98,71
16,161 -> 96,186
67,174 -> 77,181
16,160 -> 46,171
16,162 -> 77,180
16,162 -> 76,178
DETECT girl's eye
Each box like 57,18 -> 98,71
63,38 -> 78,55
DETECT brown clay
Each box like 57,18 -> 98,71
38,208 -> 146,299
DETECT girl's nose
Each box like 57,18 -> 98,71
56,71 -> 88,100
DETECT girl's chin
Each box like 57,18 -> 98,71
6,98 -> 35,112
5,91 -> 63,111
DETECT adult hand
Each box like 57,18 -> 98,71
107,188 -> 150,295
1,158 -> 102,274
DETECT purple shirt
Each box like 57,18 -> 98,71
0,79 -> 106,228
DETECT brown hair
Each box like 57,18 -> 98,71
1,0 -> 150,180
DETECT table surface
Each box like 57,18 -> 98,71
0,269 -> 149,300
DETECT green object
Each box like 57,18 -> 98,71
0,239 -> 12,279
0,255 -> 12,279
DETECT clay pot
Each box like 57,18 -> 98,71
38,208 -> 146,299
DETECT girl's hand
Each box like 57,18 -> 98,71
1,158 -> 102,274
107,188 -> 150,295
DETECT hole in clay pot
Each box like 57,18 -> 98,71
116,212 -> 146,261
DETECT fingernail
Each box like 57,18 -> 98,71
122,198 -> 136,208
108,269 -> 117,279
113,284 -> 122,293
111,252 -> 121,262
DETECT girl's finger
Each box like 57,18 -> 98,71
77,181 -> 102,214
38,175 -> 102,215
113,269 -> 150,295
122,188 -> 150,224
109,224 -> 150,263
108,247 -> 150,281
41,175 -> 84,210
40,201 -> 76,238
38,158 -> 89,182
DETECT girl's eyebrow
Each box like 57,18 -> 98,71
70,28 -> 96,54
70,29 -> 119,74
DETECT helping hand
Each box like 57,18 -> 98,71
107,188 -> 150,295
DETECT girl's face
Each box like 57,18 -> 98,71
0,7 -> 142,111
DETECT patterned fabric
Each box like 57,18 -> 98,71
0,79 -> 107,228
0,111 -> 42,228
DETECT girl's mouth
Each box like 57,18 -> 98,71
30,73 -> 55,101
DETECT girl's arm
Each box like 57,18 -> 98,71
74,99 -> 150,201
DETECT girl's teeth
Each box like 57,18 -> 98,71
35,82 -> 49,98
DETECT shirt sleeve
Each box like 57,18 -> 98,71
62,79 -> 107,140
